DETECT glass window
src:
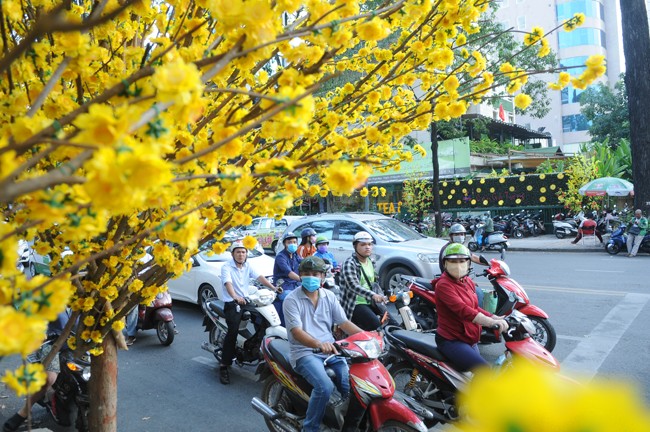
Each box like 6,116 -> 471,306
245,218 -> 261,230
337,221 -> 365,242
558,28 -> 605,48
560,56 -> 588,76
294,221 -> 335,239
561,86 -> 584,104
517,16 -> 526,30
562,114 -> 591,132
557,0 -> 603,21
363,219 -> 424,242
259,218 -> 273,229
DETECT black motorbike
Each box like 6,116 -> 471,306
29,339 -> 91,431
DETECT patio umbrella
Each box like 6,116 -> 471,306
578,177 -> 634,197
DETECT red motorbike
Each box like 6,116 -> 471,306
400,258 -> 556,352
251,331 -> 429,432
384,309 -> 560,427
137,290 -> 175,345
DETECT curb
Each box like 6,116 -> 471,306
508,247 -> 605,253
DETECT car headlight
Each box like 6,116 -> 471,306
354,338 -> 383,359
417,253 -> 438,264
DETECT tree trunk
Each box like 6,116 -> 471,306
430,123 -> 442,237
620,0 -> 650,213
88,331 -> 118,432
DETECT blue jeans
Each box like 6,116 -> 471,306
294,354 -> 350,432
435,334 -> 488,371
125,306 -> 138,337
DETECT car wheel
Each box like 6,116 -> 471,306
198,284 -> 217,305
384,266 -> 415,292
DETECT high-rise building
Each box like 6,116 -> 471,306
494,0 -> 624,153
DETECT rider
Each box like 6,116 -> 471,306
283,256 -> 363,432
313,235 -> 339,270
480,212 -> 494,251
434,243 -> 508,371
296,227 -> 317,258
219,241 -> 279,385
439,223 -> 488,306
273,231 -> 301,325
340,231 -> 389,331
3,310 -> 72,432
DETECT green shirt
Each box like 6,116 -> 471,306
355,259 -> 375,306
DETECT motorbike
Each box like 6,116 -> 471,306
201,286 -> 287,377
137,289 -> 175,345
399,258 -> 556,352
28,339 -> 91,431
384,309 -> 560,427
552,212 -> 579,239
605,223 -> 650,255
251,331 -> 429,432
467,222 -> 509,259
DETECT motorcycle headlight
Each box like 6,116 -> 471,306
400,291 -> 411,306
417,253 -> 438,264
353,338 -> 383,359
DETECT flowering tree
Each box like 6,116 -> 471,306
0,0 -> 605,429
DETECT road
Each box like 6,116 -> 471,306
0,251 -> 647,431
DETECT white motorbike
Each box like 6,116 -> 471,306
552,212 -> 580,239
467,222 -> 509,259
201,286 -> 286,377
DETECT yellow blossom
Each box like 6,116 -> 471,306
242,236 -> 257,250
514,93 -> 533,110
2,363 -> 47,397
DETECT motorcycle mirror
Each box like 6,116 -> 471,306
479,254 -> 489,265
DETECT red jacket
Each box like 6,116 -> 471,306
434,273 -> 489,345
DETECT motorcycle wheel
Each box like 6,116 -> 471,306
528,316 -> 556,352
605,242 -> 621,255
410,301 -> 437,330
388,362 -> 446,427
261,377 -> 298,432
513,228 -> 524,239
554,228 -> 566,239
208,326 -> 225,362
377,421 -> 424,432
156,320 -> 175,346
467,241 -> 478,252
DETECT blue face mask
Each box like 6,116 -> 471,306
287,243 -> 298,253
301,276 -> 321,292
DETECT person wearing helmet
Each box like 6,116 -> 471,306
434,243 -> 508,371
273,231 -> 302,325
219,241 -> 279,385
438,223 -> 485,273
283,256 -> 363,432
480,212 -> 494,251
340,231 -> 389,330
297,227 -> 317,258
313,235 -> 339,270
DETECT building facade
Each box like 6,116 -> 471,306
494,0 -> 624,153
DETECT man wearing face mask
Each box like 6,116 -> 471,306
313,235 -> 339,270
435,243 -> 509,371
273,231 -> 302,325
283,256 -> 363,432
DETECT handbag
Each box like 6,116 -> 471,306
628,225 -> 641,236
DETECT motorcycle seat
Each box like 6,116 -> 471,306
390,329 -> 446,362
412,277 -> 433,290
208,299 -> 226,318
268,338 -> 322,389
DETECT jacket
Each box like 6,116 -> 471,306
340,253 -> 382,319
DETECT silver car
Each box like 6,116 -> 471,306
277,212 -> 447,291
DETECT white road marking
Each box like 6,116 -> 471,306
573,269 -> 624,273
192,356 -> 215,367
561,293 -> 650,380
525,284 -> 625,296
557,334 -> 584,342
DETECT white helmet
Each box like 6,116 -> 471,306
353,231 -> 374,245
230,240 -> 247,253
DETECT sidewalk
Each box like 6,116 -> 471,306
506,233 -> 607,253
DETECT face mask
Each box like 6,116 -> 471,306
301,276 -> 321,292
317,245 -> 328,254
287,243 -> 298,253
451,235 -> 465,244
445,261 -> 469,280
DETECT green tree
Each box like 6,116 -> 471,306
579,76 -> 629,147
580,139 -> 632,180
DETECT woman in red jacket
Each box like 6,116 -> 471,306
434,243 -> 509,371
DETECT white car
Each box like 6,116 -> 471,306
167,243 -> 275,305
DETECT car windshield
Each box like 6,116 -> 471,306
199,240 -> 264,261
363,218 -> 424,242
